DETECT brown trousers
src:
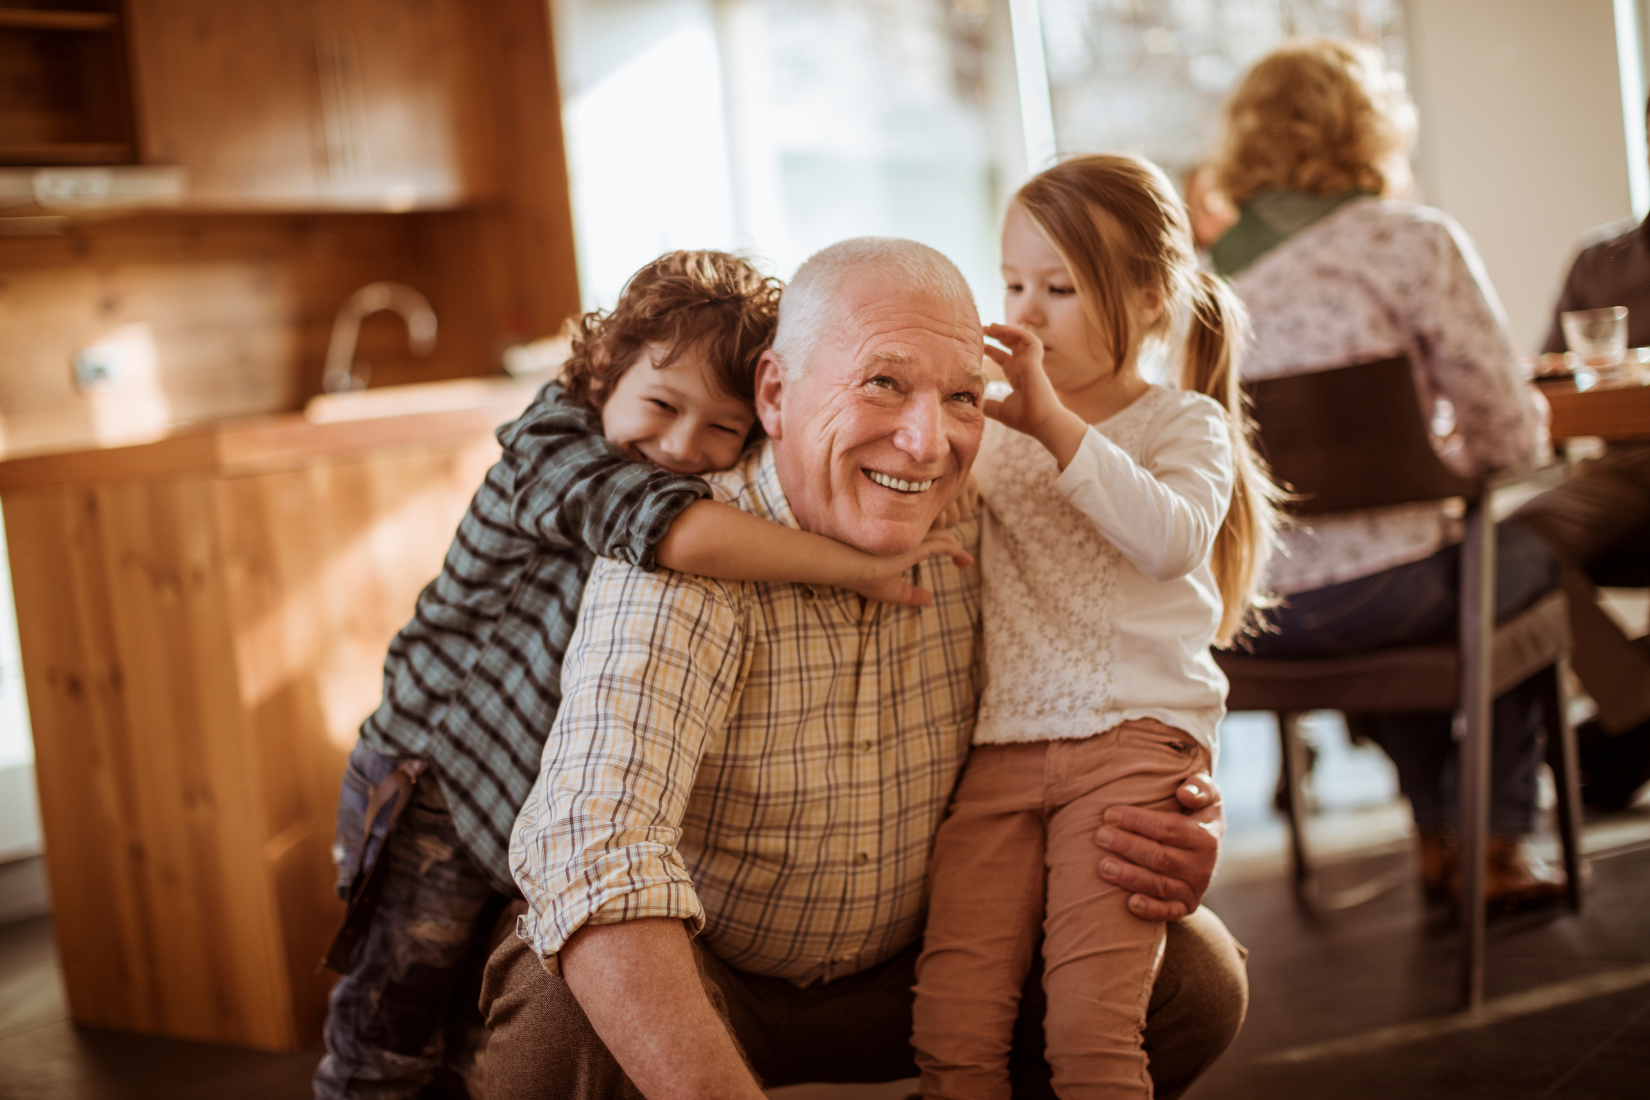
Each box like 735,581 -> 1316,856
479,905 -> 1246,1099
912,722 -> 1213,1100
1514,442 -> 1650,733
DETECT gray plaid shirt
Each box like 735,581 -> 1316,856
359,384 -> 711,893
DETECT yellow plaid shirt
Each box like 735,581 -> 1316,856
510,441 -> 982,985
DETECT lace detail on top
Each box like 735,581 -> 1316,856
975,389 -> 1171,743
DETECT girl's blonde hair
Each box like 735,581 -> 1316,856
1013,153 -> 1280,644
1214,38 -> 1416,207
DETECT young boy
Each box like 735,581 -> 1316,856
315,250 -> 968,1098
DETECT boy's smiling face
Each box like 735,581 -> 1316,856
601,343 -> 757,475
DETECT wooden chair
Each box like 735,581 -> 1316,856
1215,356 -> 1585,1009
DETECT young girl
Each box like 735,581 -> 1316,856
910,155 -> 1278,1099
318,250 -> 968,1098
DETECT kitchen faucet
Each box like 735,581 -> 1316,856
322,282 -> 438,393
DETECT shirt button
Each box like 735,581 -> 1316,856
801,585 -> 817,601
855,852 -> 869,865
858,739 -> 874,752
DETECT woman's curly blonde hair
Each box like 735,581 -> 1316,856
1214,38 -> 1416,207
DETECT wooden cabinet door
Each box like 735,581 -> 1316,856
125,0 -> 494,210
309,0 -> 496,210
125,0 -> 326,205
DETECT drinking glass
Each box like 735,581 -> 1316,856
1562,306 -> 1628,388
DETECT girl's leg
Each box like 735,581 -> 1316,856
912,742 -> 1051,1100
1040,721 -> 1211,1100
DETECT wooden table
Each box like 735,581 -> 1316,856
0,379 -> 537,1050
1537,377 -> 1650,441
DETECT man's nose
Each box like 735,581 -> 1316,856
892,391 -> 947,465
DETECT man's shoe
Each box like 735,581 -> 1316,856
1578,717 -> 1650,812
1478,836 -> 1567,914
1430,834 -> 1568,913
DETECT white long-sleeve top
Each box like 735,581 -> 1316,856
973,386 -> 1234,756
1232,197 -> 1546,594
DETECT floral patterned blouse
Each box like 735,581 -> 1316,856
1230,196 -> 1547,594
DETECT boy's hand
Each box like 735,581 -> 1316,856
847,528 -> 974,607
932,473 -> 979,529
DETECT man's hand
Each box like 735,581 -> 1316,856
844,527 -> 974,607
1094,773 -> 1224,920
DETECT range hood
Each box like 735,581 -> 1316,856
0,165 -> 186,216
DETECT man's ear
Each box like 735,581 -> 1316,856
754,351 -> 786,439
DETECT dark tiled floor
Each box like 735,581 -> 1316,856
1187,830 -> 1650,1100
0,915 -> 320,1099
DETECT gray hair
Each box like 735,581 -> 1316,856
771,237 -> 978,378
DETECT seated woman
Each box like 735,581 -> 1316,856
1209,39 -> 1564,910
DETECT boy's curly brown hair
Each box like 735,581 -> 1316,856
560,251 -> 783,434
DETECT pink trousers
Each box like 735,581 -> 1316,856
912,719 -> 1212,1100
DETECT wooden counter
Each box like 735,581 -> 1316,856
3,379 -> 538,1050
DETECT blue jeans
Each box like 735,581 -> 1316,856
315,743 -> 507,1099
1247,521 -> 1559,835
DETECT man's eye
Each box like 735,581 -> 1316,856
951,391 -> 980,405
648,399 -> 677,413
868,376 -> 897,390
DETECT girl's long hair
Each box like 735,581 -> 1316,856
1014,153 -> 1282,645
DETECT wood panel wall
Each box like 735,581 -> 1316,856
0,211 -> 513,457
0,0 -> 581,460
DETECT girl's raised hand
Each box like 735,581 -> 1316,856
983,323 -> 1089,469
982,323 -> 1062,436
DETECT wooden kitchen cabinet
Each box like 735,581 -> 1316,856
124,0 -> 496,209
0,384 -> 535,1049
0,2 -> 138,165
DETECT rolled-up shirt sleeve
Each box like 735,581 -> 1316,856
509,555 -> 749,965
499,385 -> 712,570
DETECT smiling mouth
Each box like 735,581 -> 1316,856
864,469 -> 937,494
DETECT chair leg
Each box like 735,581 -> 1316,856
1457,503 -> 1496,1010
1541,662 -> 1585,913
1278,710 -> 1312,907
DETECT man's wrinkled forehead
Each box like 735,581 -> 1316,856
832,280 -> 983,372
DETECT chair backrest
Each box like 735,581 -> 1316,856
1246,356 -> 1475,517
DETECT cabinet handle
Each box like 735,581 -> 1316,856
316,37 -> 369,180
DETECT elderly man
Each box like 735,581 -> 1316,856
481,239 -> 1247,1099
